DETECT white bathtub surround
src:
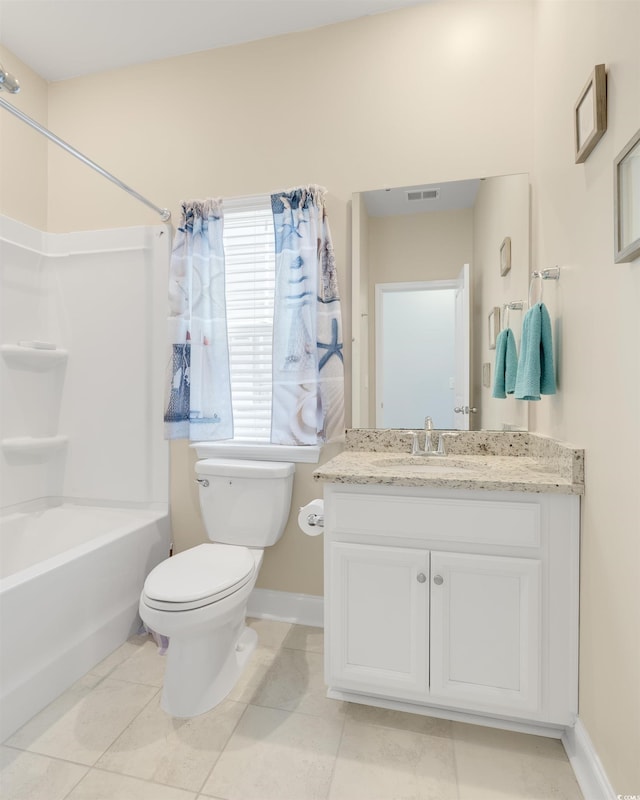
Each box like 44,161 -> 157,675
0,214 -> 169,509
0,502 -> 170,741
0,215 -> 171,740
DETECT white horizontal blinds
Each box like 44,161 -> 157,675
223,196 -> 275,441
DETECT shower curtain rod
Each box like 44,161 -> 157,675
0,97 -> 171,222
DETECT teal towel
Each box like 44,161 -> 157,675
514,303 -> 556,400
492,329 -> 518,398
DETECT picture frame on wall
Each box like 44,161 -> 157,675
500,237 -> 512,276
574,64 -> 607,164
488,307 -> 500,350
614,128 -> 640,264
482,362 -> 491,388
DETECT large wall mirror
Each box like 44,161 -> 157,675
352,173 -> 531,432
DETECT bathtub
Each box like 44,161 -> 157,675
0,501 -> 170,740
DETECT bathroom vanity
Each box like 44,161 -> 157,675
314,430 -> 584,735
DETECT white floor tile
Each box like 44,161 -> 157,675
345,701 -> 454,737
249,647 -> 345,720
282,624 -> 324,654
201,704 -> 343,800
0,746 -> 87,800
453,722 -> 584,800
246,617 -> 293,649
6,678 -> 158,765
108,639 -> 166,687
96,695 -> 245,792
65,769 -> 197,799
89,634 -> 150,678
329,716 -> 458,800
2,625 -> 585,800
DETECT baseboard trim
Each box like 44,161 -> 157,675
247,588 -> 323,628
562,717 -> 616,800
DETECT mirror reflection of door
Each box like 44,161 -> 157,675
376,276 -> 467,429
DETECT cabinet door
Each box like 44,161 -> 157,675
327,542 -> 430,699
429,551 -> 541,714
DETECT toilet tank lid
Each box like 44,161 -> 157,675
196,458 -> 295,478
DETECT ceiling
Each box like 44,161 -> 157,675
0,0 -> 428,82
363,179 -> 481,217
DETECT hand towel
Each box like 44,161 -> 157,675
492,328 -> 518,398
514,303 -> 556,400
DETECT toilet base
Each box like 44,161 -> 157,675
160,624 -> 258,718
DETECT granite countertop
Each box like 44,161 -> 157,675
313,430 -> 584,495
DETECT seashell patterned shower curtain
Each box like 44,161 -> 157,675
163,199 -> 233,440
270,185 -> 344,445
164,188 -> 344,444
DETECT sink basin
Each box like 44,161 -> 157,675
375,455 -> 473,472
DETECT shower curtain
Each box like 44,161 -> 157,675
164,199 -> 233,440
270,186 -> 344,445
164,188 -> 344,445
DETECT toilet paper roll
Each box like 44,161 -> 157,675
298,499 -> 325,536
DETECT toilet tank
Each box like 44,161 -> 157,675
195,458 -> 295,547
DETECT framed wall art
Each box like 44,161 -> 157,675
500,237 -> 511,276
614,128 -> 640,263
488,307 -> 500,350
482,362 -> 491,388
574,64 -> 607,164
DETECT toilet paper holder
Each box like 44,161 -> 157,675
306,513 -> 324,528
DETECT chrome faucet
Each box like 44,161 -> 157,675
410,417 -> 448,456
424,416 -> 434,454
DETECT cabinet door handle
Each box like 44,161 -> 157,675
433,575 -> 444,585
417,573 -> 427,583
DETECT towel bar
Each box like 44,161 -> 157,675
529,266 -> 560,305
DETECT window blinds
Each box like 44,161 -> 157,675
223,196 -> 275,441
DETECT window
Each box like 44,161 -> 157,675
223,196 -> 275,441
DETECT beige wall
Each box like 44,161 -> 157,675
0,46 -> 48,228
473,174 -> 530,431
531,1 -> 640,791
2,0 -> 638,790
34,1 -> 535,598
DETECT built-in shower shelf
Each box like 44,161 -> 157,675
1,344 -> 68,370
1,435 -> 69,455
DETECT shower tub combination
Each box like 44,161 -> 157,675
0,501 -> 169,741
0,63 -> 173,742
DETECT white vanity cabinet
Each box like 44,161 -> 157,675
323,483 -> 580,731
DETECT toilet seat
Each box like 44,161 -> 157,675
142,543 -> 256,611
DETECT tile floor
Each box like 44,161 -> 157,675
1,618 -> 584,800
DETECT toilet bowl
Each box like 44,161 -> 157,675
139,458 -> 294,717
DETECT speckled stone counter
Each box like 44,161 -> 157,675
313,430 -> 584,495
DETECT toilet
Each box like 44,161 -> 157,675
139,457 -> 295,718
